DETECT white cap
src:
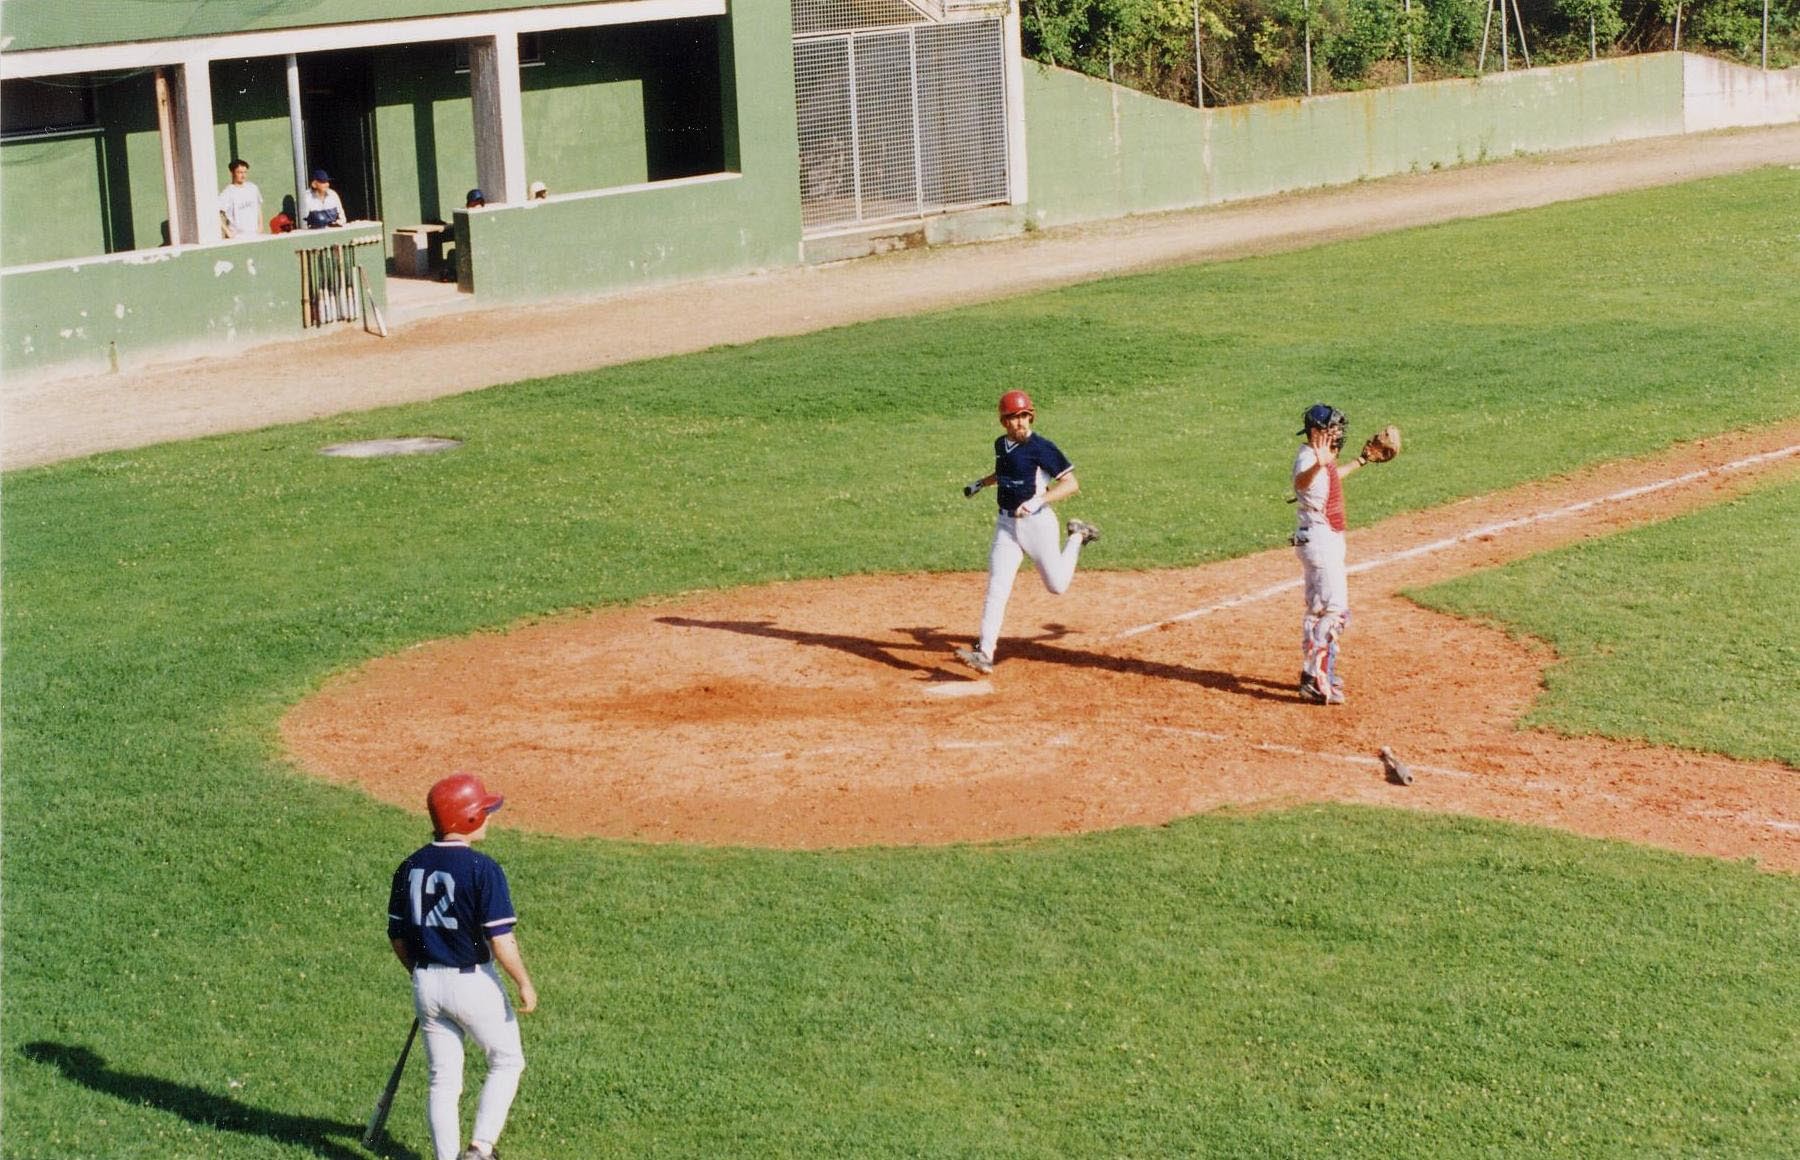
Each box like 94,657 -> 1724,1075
529,181 -> 547,196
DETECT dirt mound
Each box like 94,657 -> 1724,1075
283,425 -> 1800,868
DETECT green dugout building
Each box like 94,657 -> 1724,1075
2,1 -> 1793,379
0,0 -> 1026,376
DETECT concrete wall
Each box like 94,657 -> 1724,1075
0,224 -> 387,378
1023,52 -> 1793,228
1683,57 -> 1800,131
456,0 -> 800,302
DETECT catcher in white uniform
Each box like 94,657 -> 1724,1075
953,389 -> 1100,675
1291,404 -> 1400,705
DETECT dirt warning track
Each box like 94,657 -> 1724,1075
283,424 -> 1800,868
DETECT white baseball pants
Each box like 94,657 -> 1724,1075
977,507 -> 1085,660
412,963 -> 526,1160
1296,529 -> 1349,686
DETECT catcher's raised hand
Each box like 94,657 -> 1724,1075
1358,425 -> 1401,465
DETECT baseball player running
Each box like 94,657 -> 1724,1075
388,773 -> 537,1160
954,389 -> 1100,675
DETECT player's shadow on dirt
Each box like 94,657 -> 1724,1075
657,616 -> 943,672
20,1042 -> 421,1160
909,624 -> 1299,702
658,617 -> 1298,702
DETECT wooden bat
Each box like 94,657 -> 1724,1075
358,263 -> 389,338
299,249 -> 312,328
361,1017 -> 420,1147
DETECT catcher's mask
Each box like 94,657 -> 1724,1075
1300,403 -> 1348,450
427,773 -> 504,837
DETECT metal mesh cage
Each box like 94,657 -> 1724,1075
795,40 -> 857,228
914,22 -> 1008,211
792,0 -> 937,36
795,18 -> 1009,233
851,31 -> 922,223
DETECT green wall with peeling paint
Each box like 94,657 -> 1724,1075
0,224 -> 386,377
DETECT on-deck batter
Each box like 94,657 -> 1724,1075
388,773 -> 538,1160
954,389 -> 1100,675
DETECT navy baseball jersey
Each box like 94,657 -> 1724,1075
993,433 -> 1073,514
388,841 -> 518,969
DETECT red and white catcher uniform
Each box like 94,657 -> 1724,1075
1292,441 -> 1349,699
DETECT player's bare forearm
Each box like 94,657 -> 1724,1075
1043,471 -> 1080,506
390,937 -> 415,972
490,932 -> 538,1013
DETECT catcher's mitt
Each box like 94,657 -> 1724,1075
1359,425 -> 1401,464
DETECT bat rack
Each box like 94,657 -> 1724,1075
298,235 -> 389,338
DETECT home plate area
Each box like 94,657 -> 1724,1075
283,429 -> 1800,866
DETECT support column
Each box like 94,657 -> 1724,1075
153,68 -> 202,245
469,34 -> 526,204
1002,0 -> 1028,206
181,57 -> 222,244
287,54 -> 308,218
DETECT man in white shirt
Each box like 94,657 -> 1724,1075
301,169 -> 346,229
218,159 -> 262,238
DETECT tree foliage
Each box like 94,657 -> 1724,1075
1019,0 -> 1799,105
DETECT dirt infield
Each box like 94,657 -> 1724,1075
284,423 -> 1800,869
7,124 -> 1800,469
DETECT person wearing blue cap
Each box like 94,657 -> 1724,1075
301,168 -> 345,229
465,188 -> 486,208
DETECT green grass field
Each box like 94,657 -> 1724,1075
4,169 -> 1798,1158
1413,478 -> 1800,767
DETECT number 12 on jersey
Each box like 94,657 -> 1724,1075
408,868 -> 459,928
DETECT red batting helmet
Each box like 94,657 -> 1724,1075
998,390 -> 1035,418
427,773 -> 504,837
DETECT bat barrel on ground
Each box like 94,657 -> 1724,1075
362,1016 -> 420,1147
1380,746 -> 1413,786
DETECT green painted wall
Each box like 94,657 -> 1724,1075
459,0 -> 800,301
0,224 -> 387,377
0,71 -> 166,265
1,0 -> 637,53
0,135 -> 108,266
522,20 -> 727,195
370,42 -> 479,234
1023,54 -> 1690,227
211,57 -> 300,220
363,26 -> 724,239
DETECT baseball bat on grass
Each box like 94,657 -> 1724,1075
362,1017 -> 419,1147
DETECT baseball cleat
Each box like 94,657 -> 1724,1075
1066,518 -> 1101,545
1298,672 -> 1328,704
953,646 -> 994,675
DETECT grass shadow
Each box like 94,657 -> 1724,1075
21,1042 -> 421,1160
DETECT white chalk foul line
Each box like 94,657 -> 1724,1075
1144,726 -> 1797,836
1116,443 -> 1800,640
